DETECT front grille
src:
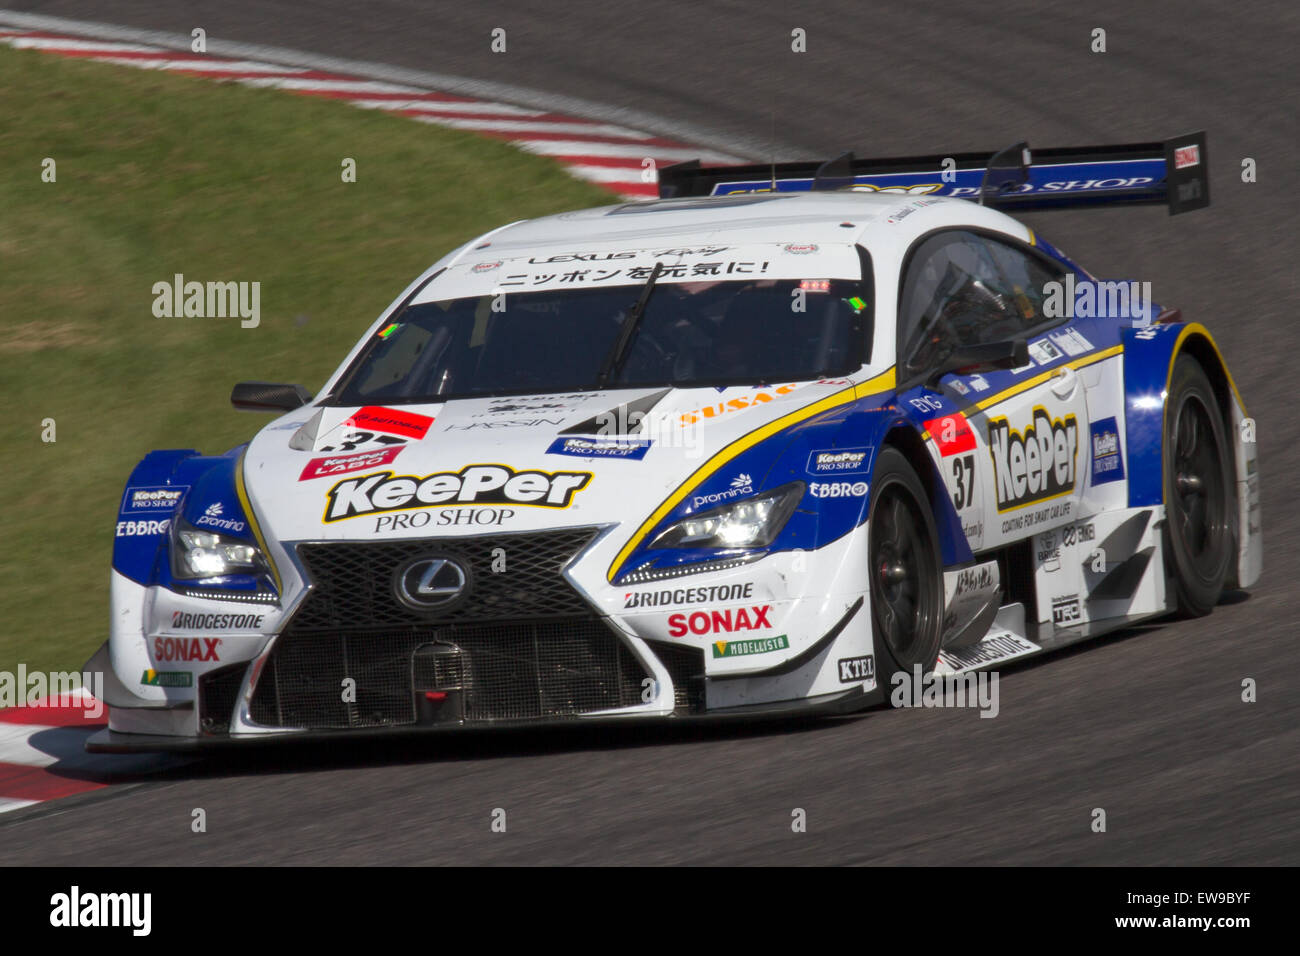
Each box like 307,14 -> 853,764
251,617 -> 648,728
250,529 -> 651,729
292,529 -> 599,628
645,640 -> 706,714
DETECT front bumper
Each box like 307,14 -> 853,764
96,523 -> 880,751
84,683 -> 876,753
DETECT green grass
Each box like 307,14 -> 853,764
0,45 -> 614,674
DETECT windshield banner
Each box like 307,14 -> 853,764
419,242 -> 863,301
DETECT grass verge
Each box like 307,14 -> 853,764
0,44 -> 613,674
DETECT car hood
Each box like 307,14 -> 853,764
240,379 -> 868,543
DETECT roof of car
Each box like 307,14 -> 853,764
463,190 -> 1028,260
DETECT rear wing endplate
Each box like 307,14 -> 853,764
657,132 -> 1209,215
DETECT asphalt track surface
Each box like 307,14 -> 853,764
1,1 -> 1296,865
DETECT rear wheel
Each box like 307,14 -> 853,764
1163,355 -> 1236,616
868,447 -> 944,684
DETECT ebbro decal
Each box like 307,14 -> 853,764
547,436 -> 651,460
712,635 -> 789,658
987,406 -> 1078,512
1089,417 -> 1125,485
121,485 -> 187,513
116,519 -> 169,537
324,464 -> 592,521
807,448 -> 870,474
809,481 -> 867,498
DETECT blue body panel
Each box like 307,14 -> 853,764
1121,323 -> 1189,507
616,390 -> 974,583
112,445 -> 265,596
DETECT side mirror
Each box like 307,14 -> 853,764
231,381 -> 313,412
926,339 -> 1028,387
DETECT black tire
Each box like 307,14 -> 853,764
1163,355 -> 1237,617
868,447 -> 944,687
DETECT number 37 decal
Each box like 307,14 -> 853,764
951,454 -> 976,510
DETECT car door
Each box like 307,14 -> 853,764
898,229 -> 1090,557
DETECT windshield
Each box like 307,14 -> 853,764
328,276 -> 873,405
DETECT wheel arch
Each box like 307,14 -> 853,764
1122,322 -> 1246,509
1122,320 -> 1259,590
880,424 -> 972,567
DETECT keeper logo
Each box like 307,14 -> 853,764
987,406 -> 1078,512
808,448 -> 870,474
324,465 -> 591,521
123,486 -> 186,513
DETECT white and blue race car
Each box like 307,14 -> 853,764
86,132 -> 1261,750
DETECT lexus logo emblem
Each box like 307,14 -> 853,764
394,556 -> 469,611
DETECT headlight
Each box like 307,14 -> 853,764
171,520 -> 266,578
650,482 -> 804,550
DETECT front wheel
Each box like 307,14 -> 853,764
1163,355 -> 1236,617
868,447 -> 944,684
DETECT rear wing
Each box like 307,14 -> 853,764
657,132 -> 1209,215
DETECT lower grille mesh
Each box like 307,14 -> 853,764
251,617 -> 648,728
198,662 -> 248,734
248,616 -> 650,728
248,530 -> 648,729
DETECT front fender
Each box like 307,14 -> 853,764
612,386 -> 971,584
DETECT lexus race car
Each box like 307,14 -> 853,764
85,132 -> 1261,751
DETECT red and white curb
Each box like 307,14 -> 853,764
0,691 -> 175,815
0,25 -> 741,198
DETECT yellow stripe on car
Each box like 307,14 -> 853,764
236,449 -> 283,596
606,369 -> 896,581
